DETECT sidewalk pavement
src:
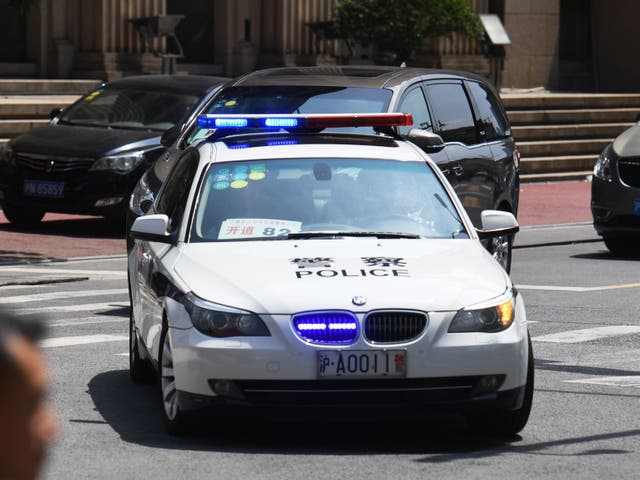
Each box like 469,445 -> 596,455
0,179 -> 600,279
515,178 -> 599,247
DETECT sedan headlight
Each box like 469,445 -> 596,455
448,291 -> 515,333
593,146 -> 612,181
129,170 -> 154,215
90,151 -> 145,174
182,292 -> 270,337
0,144 -> 15,166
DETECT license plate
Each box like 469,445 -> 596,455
318,350 -> 406,378
23,180 -> 64,198
634,198 -> 640,215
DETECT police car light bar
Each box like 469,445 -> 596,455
196,113 -> 413,130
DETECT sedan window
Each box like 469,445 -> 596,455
59,86 -> 199,131
191,158 -> 466,242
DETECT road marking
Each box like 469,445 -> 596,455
50,318 -> 127,328
517,283 -> 640,292
0,289 -> 127,304
0,267 -> 126,277
533,326 -> 640,343
116,352 -> 129,357
566,376 -> 640,388
41,334 -> 128,348
16,302 -> 128,314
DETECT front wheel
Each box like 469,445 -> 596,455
158,323 -> 190,435
603,235 -> 640,257
129,308 -> 154,384
468,335 -> 534,437
1,202 -> 45,226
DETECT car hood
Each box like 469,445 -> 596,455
613,124 -> 640,158
174,239 -> 510,314
9,123 -> 160,158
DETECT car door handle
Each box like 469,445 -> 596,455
453,165 -> 464,177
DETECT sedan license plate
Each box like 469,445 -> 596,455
318,350 -> 406,378
23,180 -> 64,198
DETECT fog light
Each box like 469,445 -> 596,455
473,375 -> 504,395
208,379 -> 245,400
94,197 -> 124,207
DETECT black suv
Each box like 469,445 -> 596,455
131,66 -> 519,270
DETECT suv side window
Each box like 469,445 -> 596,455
425,82 -> 477,145
466,81 -> 509,141
397,86 -> 432,136
155,149 -> 200,232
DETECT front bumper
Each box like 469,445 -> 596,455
591,176 -> 640,237
0,166 -> 145,217
168,300 -> 529,415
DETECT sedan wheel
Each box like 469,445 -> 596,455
489,234 -> 513,273
603,235 -> 640,257
1,202 -> 45,226
159,326 -> 189,434
468,334 -> 534,437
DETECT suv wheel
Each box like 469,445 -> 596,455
1,202 -> 45,226
489,233 -> 513,273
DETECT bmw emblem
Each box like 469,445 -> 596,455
352,296 -> 367,306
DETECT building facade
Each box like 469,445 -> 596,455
0,0 -> 637,92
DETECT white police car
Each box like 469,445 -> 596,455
128,113 -> 533,436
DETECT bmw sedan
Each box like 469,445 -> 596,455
128,113 -> 533,437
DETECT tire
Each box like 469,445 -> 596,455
468,335 -> 534,437
1,202 -> 45,226
603,235 -> 640,257
129,311 -> 155,384
488,232 -> 513,273
158,322 -> 190,435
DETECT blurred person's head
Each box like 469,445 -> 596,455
0,310 -> 58,480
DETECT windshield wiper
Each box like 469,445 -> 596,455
288,231 -> 420,239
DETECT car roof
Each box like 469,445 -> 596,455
100,74 -> 231,95
229,65 -> 490,89
205,132 -> 426,164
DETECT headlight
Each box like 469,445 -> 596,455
448,291 -> 515,333
0,144 -> 15,166
182,292 -> 270,337
90,151 -> 145,174
593,147 -> 612,181
129,170 -> 154,215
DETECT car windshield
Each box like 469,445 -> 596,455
186,86 -> 392,144
58,86 -> 200,131
191,157 -> 467,242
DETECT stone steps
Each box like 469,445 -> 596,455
503,92 -> 640,181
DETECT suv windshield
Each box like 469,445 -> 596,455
191,158 -> 466,242
59,86 -> 199,131
187,86 -> 392,144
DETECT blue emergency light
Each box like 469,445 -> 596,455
196,113 -> 413,131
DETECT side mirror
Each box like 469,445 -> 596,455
476,210 -> 519,239
130,214 -> 173,243
406,129 -> 445,152
50,108 -> 63,120
161,124 -> 181,148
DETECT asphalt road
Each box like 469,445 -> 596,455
4,178 -> 640,479
0,237 -> 638,480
